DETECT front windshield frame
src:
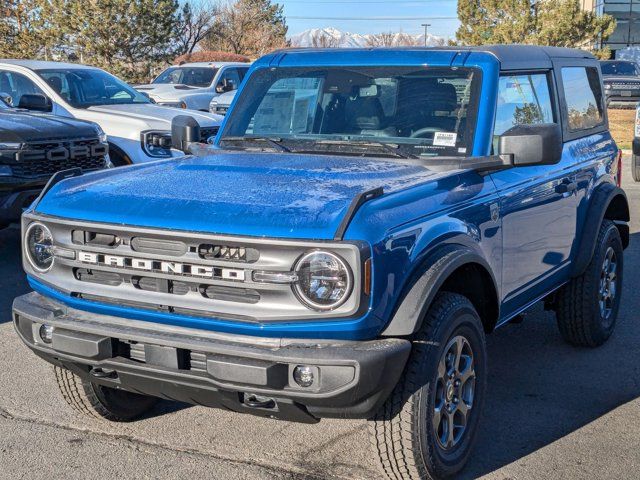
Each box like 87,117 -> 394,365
219,66 -> 482,159
152,66 -> 219,87
35,68 -> 151,108
600,61 -> 640,77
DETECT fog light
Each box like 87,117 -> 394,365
39,324 -> 53,344
293,365 -> 314,388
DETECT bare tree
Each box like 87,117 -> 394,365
175,1 -> 218,55
366,32 -> 396,47
203,0 -> 287,56
310,32 -> 340,48
396,33 -> 421,46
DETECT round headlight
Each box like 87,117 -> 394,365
294,251 -> 352,311
25,222 -> 54,272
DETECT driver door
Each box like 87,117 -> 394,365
490,71 -> 578,317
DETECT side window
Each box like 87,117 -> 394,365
561,67 -> 604,132
494,73 -> 555,138
218,68 -> 242,92
39,72 -> 71,102
0,71 -> 44,107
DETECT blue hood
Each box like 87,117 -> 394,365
35,151 -> 439,239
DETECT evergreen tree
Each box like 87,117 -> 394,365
0,0 -> 61,59
532,0 -> 615,48
456,0 -> 616,51
57,0 -> 181,82
457,0 -> 534,45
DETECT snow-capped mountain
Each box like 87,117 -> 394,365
289,27 -> 446,48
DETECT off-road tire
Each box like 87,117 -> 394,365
54,366 -> 158,421
369,292 -> 487,480
556,219 -> 623,347
632,154 -> 640,183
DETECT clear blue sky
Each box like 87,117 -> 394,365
277,0 -> 460,39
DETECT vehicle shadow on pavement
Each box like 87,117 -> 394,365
0,226 -> 30,324
462,230 -> 640,478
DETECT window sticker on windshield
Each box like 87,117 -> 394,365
433,132 -> 457,147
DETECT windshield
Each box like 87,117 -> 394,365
220,66 -> 480,158
600,61 -> 640,76
35,68 -> 151,108
153,67 -> 218,87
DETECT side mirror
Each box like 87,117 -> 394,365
215,82 -> 226,94
18,93 -> 53,112
216,79 -> 234,94
171,115 -> 201,154
0,92 -> 12,106
499,123 -> 562,167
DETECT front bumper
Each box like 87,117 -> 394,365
13,292 -> 410,423
605,92 -> 640,108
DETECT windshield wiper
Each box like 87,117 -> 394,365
315,139 -> 419,159
221,136 -> 292,153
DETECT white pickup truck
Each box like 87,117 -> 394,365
135,62 -> 250,112
0,60 -> 222,166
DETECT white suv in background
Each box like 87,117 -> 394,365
135,62 -> 251,112
0,60 -> 222,166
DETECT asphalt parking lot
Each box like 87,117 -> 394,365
1,161 -> 639,480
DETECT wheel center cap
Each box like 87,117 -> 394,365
446,382 -> 455,402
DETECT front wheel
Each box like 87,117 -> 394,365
369,292 -> 487,480
54,366 -> 158,421
556,220 -> 623,347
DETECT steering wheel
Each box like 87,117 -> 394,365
410,127 -> 445,139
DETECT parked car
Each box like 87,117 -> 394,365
0,60 -> 222,165
208,89 -> 236,116
135,62 -> 250,112
600,59 -> 640,108
13,46 -> 629,480
633,102 -> 640,181
0,97 -> 109,228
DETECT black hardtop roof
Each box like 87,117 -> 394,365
469,44 -> 595,69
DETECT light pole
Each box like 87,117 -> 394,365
421,23 -> 431,46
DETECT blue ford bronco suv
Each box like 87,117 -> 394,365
13,46 -> 630,479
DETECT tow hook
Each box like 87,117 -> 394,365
243,393 -> 276,409
90,368 -> 118,379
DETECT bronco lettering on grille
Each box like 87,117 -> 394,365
77,251 -> 245,281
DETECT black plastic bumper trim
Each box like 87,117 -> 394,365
13,292 -> 411,421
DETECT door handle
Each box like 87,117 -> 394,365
555,179 -> 577,194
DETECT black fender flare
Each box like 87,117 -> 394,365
380,244 -> 499,337
107,142 -> 133,166
571,183 -> 629,278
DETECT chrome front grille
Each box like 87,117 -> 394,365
610,82 -> 640,89
25,215 -> 364,323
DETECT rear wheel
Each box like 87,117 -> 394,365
632,154 -> 640,182
369,292 -> 487,480
556,220 -> 623,347
54,366 -> 157,421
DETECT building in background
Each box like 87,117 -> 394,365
582,0 -> 640,55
